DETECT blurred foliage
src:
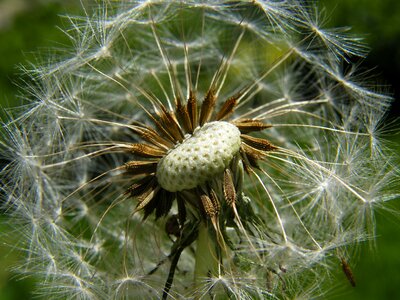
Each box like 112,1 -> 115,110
0,216 -> 37,300
0,0 -> 399,299
320,0 -> 400,117
0,0 -> 81,113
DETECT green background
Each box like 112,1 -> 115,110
0,0 -> 399,299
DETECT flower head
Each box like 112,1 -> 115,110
1,1 -> 399,299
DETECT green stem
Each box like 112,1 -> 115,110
194,221 -> 219,287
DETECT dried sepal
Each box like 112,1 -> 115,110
125,175 -> 157,197
176,194 -> 187,227
154,189 -> 175,219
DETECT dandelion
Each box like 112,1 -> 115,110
1,0 -> 399,299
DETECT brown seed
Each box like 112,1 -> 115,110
176,99 -> 192,133
131,123 -> 173,149
341,258 -> 356,287
209,189 -> 221,213
124,161 -> 158,175
145,110 -> 177,143
223,169 -> 236,206
187,90 -> 198,130
125,176 -> 156,197
232,118 -> 272,134
241,134 -> 277,152
158,105 -> 184,142
200,193 -> 218,218
136,185 -> 160,211
216,96 -> 238,121
130,143 -> 166,158
240,143 -> 265,160
240,145 -> 263,172
199,89 -> 216,126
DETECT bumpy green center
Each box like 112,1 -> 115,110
156,121 -> 241,192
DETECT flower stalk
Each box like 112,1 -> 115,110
194,222 -> 219,288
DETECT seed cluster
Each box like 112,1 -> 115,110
156,121 -> 241,192
123,85 -> 276,222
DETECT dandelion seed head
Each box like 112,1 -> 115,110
157,121 -> 241,191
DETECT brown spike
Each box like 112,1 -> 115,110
175,95 -> 183,108
124,161 -> 158,175
241,134 -> 277,152
209,189 -> 221,213
176,99 -> 193,133
136,185 -> 160,211
232,119 -> 272,134
341,258 -> 356,287
240,145 -> 264,172
131,123 -> 174,149
158,105 -> 184,142
216,96 -> 238,121
223,169 -> 236,206
241,156 -> 258,173
144,110 -> 177,143
199,89 -> 216,126
241,143 -> 265,160
187,90 -> 198,130
200,194 -> 218,218
125,175 -> 159,212
130,143 -> 166,158
125,175 -> 156,197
